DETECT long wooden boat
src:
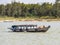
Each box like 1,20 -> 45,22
9,25 -> 50,32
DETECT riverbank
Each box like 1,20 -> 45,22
0,17 -> 60,22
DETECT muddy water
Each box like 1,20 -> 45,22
0,21 -> 60,45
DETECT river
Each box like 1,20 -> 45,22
0,21 -> 60,45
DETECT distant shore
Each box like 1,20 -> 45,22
0,17 -> 60,22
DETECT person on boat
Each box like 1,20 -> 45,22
39,25 -> 45,28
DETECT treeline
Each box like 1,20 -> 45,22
0,2 -> 60,18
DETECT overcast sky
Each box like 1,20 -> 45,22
0,0 -> 56,4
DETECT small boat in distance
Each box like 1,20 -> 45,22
9,25 -> 50,32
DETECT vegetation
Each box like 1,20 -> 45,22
0,0 -> 60,19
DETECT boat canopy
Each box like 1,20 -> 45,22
12,25 -> 37,28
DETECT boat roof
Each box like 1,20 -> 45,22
12,25 -> 37,27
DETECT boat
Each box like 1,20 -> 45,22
8,25 -> 50,32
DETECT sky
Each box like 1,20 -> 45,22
0,0 -> 56,4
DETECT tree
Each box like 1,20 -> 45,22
0,4 -> 5,16
56,0 -> 60,3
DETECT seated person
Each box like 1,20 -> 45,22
39,25 -> 45,28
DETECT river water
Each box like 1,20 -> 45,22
0,21 -> 60,45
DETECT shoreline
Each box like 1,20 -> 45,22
0,16 -> 60,22
0,19 -> 60,22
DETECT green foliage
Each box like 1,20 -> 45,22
0,1 -> 59,18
